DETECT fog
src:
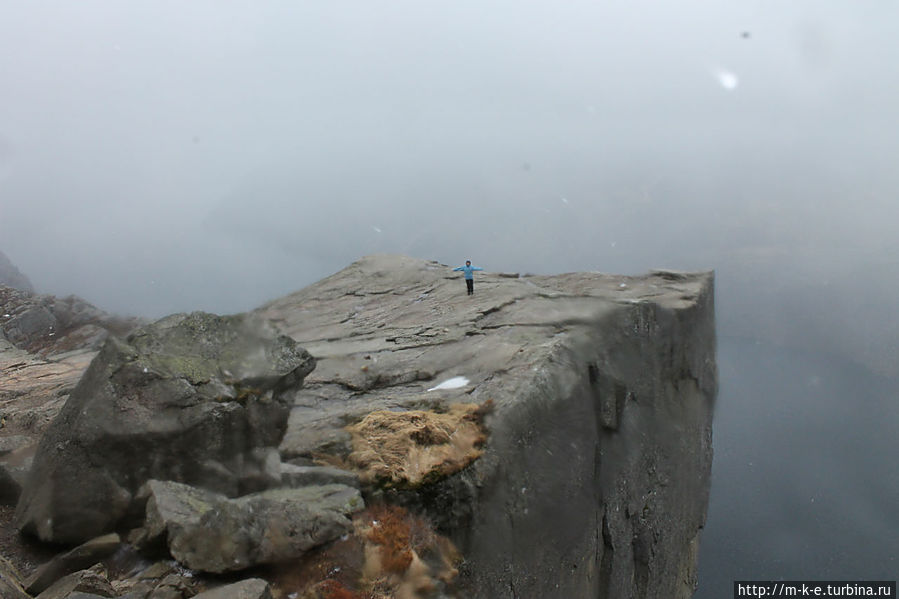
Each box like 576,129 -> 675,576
1,2 -> 896,595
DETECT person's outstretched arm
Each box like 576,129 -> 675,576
472,266 -> 483,271
452,266 -> 463,271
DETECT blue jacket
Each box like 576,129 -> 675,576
453,265 -> 483,279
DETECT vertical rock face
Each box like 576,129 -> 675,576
453,273 -> 716,598
257,254 -> 717,598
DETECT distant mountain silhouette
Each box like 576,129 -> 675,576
0,249 -> 33,293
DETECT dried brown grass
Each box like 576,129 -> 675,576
346,401 -> 492,488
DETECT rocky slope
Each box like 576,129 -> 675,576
0,254 -> 716,598
0,285 -> 141,440
0,251 -> 33,294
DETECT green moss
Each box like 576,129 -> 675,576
143,353 -> 218,384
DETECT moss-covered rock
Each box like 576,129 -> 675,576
15,311 -> 315,544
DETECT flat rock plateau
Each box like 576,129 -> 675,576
0,254 -> 716,599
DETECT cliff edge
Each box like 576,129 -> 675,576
1,254 -> 716,598
257,254 -> 717,598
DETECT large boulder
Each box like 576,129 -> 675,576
137,479 -> 363,573
15,311 -> 315,543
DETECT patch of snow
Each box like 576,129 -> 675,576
427,376 -> 469,391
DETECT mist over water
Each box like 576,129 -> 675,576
699,339 -> 899,597
1,2 -> 896,595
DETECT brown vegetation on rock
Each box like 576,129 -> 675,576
345,402 -> 491,488
269,504 -> 459,599
365,504 -> 415,574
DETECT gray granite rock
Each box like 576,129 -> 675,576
15,312 -> 315,543
193,578 -> 272,599
25,533 -> 121,595
3,253 -> 716,598
0,554 -> 30,599
279,462 -> 360,489
255,254 -> 717,599
136,479 -> 363,573
33,566 -> 114,599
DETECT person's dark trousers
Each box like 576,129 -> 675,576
466,279 -> 474,295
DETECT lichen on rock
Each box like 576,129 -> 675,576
14,311 -> 316,544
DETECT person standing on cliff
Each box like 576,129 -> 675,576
453,260 -> 483,296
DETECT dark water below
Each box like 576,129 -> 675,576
695,337 -> 899,597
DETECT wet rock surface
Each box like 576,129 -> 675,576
0,284 -> 142,449
134,480 -> 362,573
0,254 -> 716,598
14,312 -> 315,544
256,254 -> 717,598
0,552 -> 31,599
1,286 -> 138,358
25,533 -> 121,595
192,578 -> 272,599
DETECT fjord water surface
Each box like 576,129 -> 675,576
695,336 -> 899,597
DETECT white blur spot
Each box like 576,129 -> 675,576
610,241 -> 617,248
713,68 -> 739,90
373,226 -> 382,233
143,367 -> 149,373
427,376 -> 469,391
619,283 -> 627,289
560,197 -> 569,204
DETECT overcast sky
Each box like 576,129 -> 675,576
1,0 -> 898,371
